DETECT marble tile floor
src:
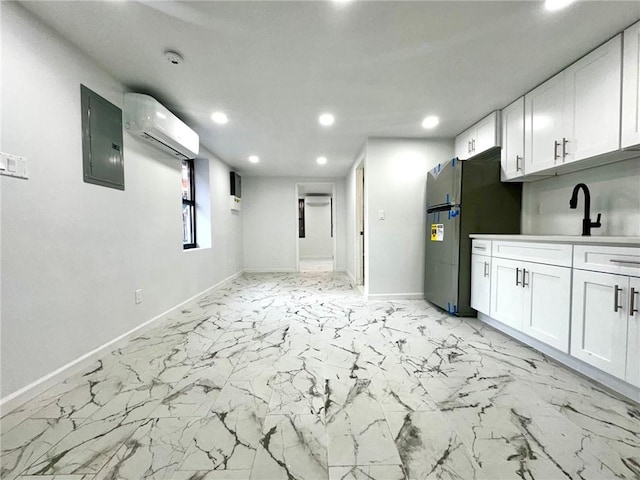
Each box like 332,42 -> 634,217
1,272 -> 639,480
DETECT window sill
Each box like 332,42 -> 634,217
183,246 -> 211,253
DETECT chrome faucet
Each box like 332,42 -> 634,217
569,183 -> 601,236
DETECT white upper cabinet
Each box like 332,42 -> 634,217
455,111 -> 500,160
501,97 -> 525,181
525,72 -> 565,175
521,34 -> 623,179
563,34 -> 622,163
622,21 -> 640,149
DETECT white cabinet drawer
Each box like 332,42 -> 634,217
492,241 -> 572,267
472,239 -> 491,255
573,245 -> 640,277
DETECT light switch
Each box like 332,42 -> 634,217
378,210 -> 385,220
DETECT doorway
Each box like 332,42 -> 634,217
296,183 -> 336,273
355,163 -> 365,285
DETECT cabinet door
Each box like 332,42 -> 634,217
455,128 -> 475,160
490,258 -> 523,330
522,263 -> 571,353
622,21 -> 640,149
501,98 -> 525,181
471,254 -> 491,315
524,72 -> 564,175
475,111 -> 499,155
570,270 -> 628,379
626,276 -> 640,387
563,35 -> 622,163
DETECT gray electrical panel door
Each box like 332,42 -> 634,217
81,85 -> 124,190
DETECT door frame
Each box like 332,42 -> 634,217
295,182 -> 337,272
355,161 -> 365,286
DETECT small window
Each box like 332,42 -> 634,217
182,159 -> 196,249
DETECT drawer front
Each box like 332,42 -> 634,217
472,239 -> 492,255
573,245 -> 640,277
492,241 -> 572,267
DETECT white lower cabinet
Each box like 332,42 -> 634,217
470,253 -> 491,314
490,257 -> 571,352
571,270 -> 640,386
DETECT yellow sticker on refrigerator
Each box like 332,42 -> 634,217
431,224 -> 444,241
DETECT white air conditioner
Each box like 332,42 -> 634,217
305,195 -> 331,206
124,93 -> 199,159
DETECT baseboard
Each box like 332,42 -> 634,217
244,268 -> 297,273
366,292 -> 425,301
0,270 -> 245,416
477,312 -> 640,404
299,256 -> 333,260
345,270 -> 356,286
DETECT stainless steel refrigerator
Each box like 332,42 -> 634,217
424,150 -> 521,316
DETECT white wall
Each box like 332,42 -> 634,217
0,3 -> 243,398
522,157 -> 640,236
299,200 -> 333,259
364,138 -> 454,297
243,177 -> 346,272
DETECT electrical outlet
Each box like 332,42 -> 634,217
135,289 -> 143,304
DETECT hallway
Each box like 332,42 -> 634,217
1,272 -> 638,480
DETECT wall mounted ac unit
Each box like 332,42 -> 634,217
124,93 -> 199,159
305,195 -> 331,206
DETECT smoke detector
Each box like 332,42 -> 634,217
164,50 -> 184,66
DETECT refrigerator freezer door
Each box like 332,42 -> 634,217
426,158 -> 461,208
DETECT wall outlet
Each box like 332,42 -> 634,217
135,289 -> 143,304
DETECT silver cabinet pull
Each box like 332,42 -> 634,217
522,268 -> 529,288
471,138 -> 476,153
484,262 -> 489,277
468,140 -> 472,154
554,140 -> 561,160
631,288 -> 639,316
562,137 -> 569,158
614,285 -> 623,312
609,259 -> 640,266
516,155 -> 522,172
516,268 -> 521,286
474,245 -> 487,251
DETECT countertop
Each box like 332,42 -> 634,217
469,234 -> 640,246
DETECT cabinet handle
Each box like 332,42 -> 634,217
562,138 -> 569,158
468,140 -> 472,154
553,140 -> 561,160
516,155 -> 522,172
614,285 -> 623,312
516,268 -> 521,286
609,259 -> 640,266
522,269 -> 529,288
472,138 -> 476,152
484,262 -> 489,277
631,288 -> 639,316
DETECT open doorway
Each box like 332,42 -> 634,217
296,182 -> 336,273
355,162 -> 365,285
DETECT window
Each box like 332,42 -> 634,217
182,159 -> 196,249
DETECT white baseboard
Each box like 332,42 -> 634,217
477,312 -> 640,404
366,292 -> 425,301
345,270 -> 356,286
0,270 -> 245,416
299,256 -> 333,260
244,268 -> 297,273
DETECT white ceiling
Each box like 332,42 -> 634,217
19,1 -> 640,178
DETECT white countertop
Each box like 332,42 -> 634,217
469,234 -> 640,246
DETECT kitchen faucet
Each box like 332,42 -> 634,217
569,183 -> 601,236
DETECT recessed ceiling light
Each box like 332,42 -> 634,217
211,112 -> 228,124
317,156 -> 328,165
544,0 -> 574,11
421,115 -> 440,129
318,113 -> 335,126
248,155 -> 260,163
